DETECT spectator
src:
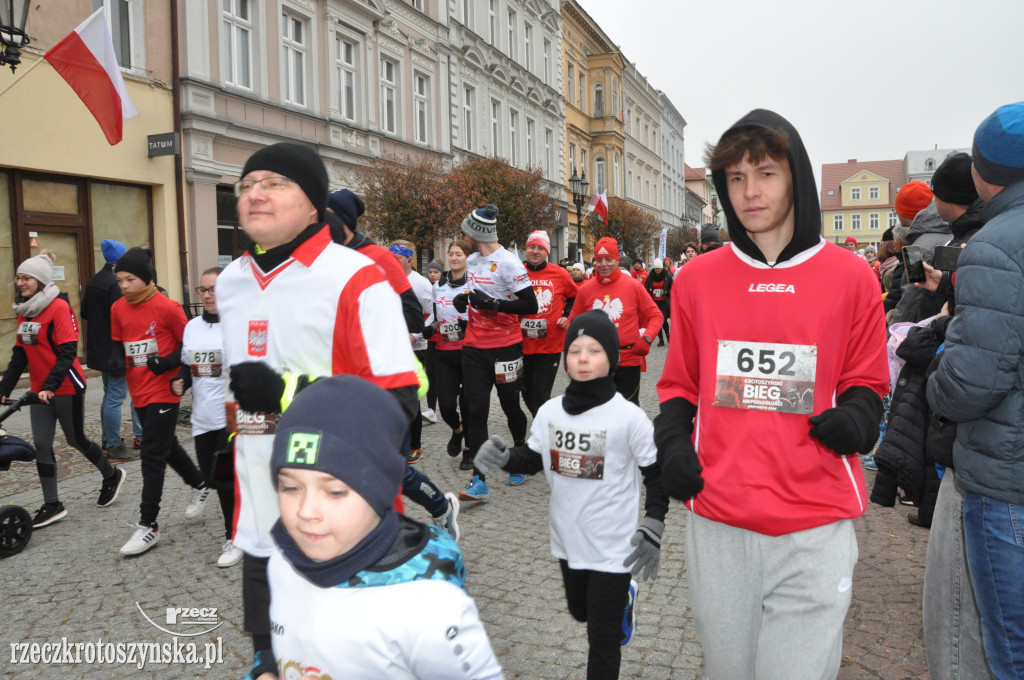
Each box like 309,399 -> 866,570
629,259 -> 648,285
699,224 -> 722,253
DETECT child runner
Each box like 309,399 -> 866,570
171,267 -> 242,567
266,374 -> 504,679
474,310 -> 668,680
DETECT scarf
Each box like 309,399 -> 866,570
123,283 -> 158,306
878,256 -> 899,276
597,267 -> 622,285
562,375 -> 618,415
526,261 -> 548,272
252,223 -> 323,272
13,283 -> 60,318
202,311 -> 219,324
270,510 -> 400,588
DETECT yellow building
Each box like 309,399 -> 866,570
820,159 -> 905,249
1,2 -> 179,356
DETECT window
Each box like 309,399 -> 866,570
869,213 -> 879,230
507,10 -> 516,59
612,78 -> 618,119
282,12 -> 307,106
851,187 -> 861,200
580,150 -> 587,179
488,0 -> 496,44
593,84 -> 603,117
595,158 -> 606,193
869,186 -> 879,200
578,74 -> 585,114
542,39 -> 551,84
335,36 -> 357,121
411,0 -> 423,9
569,143 -> 576,172
544,129 -> 553,178
567,65 -> 574,106
627,170 -> 632,198
491,100 -> 501,155
463,0 -> 473,27
509,109 -> 519,165
644,124 -> 649,147
613,153 -> 620,194
380,58 -> 398,134
889,211 -> 898,228
827,190 -> 835,196
833,215 -> 843,231
222,0 -> 252,88
851,214 -> 861,231
414,73 -> 429,144
100,0 -> 145,70
925,158 -> 935,171
463,86 -> 475,150
524,23 -> 532,71
526,118 -> 536,167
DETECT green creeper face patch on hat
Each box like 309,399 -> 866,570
286,432 -> 321,466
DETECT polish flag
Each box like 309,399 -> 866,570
586,191 -> 609,225
44,8 -> 139,145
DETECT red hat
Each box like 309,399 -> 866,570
845,236 -> 858,246
594,237 -> 619,260
894,181 -> 934,220
525,230 -> 551,254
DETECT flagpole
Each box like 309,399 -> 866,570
0,57 -> 47,101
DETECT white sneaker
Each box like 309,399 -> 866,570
216,540 -> 244,568
432,492 -> 461,542
421,408 -> 438,424
185,486 -> 212,519
120,523 -> 160,556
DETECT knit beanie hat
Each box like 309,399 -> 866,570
881,228 -> 894,242
649,261 -> 662,270
17,250 -> 56,287
572,262 -> 586,273
461,204 -> 499,242
700,224 -> 721,244
526,230 -> 551,254
427,261 -> 444,274
114,247 -> 155,285
972,102 -> 1024,188
327,188 -> 365,229
593,237 -> 619,260
271,375 -> 406,518
931,153 -> 979,206
894,181 -> 934,220
845,236 -> 858,246
564,310 -> 619,372
101,239 -> 126,265
240,142 -> 329,220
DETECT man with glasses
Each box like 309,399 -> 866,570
215,142 -> 419,680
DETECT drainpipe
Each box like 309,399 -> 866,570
170,0 -> 191,309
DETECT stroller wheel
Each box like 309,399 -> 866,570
0,505 -> 33,557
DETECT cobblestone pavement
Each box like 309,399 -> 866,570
0,347 -> 929,679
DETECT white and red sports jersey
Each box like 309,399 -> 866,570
570,269 -> 663,369
408,270 -> 434,351
465,247 -> 531,350
217,227 -> 418,556
432,274 -> 469,351
180,315 -> 226,436
521,263 -> 577,355
657,241 -> 889,536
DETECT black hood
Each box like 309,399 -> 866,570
710,109 -> 821,265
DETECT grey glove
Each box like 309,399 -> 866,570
623,517 -> 664,582
474,435 -> 510,475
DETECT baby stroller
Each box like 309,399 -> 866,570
0,393 -> 38,558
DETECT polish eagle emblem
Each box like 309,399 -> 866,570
591,295 -> 623,321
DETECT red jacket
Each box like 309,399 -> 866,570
111,292 -> 187,408
570,268 -> 663,369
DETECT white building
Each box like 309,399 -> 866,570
904,147 -> 970,185
659,92 -> 687,234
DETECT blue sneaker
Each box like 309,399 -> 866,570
862,454 -> 878,471
622,578 -> 638,646
508,473 -> 525,486
459,475 -> 489,501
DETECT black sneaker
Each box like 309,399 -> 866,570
98,468 -> 127,507
105,442 -> 139,462
459,453 -> 475,471
32,502 -> 67,528
447,430 -> 464,457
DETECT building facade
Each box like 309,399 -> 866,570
904,147 -> 970,185
659,92 -> 687,235
620,60 -> 662,260
684,164 -> 714,225
820,158 -> 906,248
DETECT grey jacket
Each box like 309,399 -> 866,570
927,181 -> 1024,504
890,203 -> 951,324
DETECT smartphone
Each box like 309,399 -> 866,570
903,246 -> 926,283
933,245 -> 962,272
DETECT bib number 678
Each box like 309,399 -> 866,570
736,347 -> 796,376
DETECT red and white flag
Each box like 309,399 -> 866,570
586,191 -> 609,225
44,8 -> 139,145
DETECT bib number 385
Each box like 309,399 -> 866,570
714,340 -> 817,414
548,424 -> 607,480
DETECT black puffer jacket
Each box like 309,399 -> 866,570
871,324 -> 943,515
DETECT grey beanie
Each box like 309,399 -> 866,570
427,261 -> 444,273
461,204 -> 499,243
17,250 -> 56,287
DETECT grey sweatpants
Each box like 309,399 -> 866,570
29,393 -> 113,504
685,512 -> 857,680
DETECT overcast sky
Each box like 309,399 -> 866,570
577,0 -> 1024,179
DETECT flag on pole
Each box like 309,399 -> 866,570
658,227 -> 668,260
586,191 -> 609,225
44,8 -> 139,145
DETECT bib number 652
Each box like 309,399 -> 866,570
736,347 -> 796,376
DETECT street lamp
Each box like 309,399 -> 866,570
568,165 -> 589,262
0,0 -> 31,73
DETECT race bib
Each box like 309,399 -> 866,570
520,317 -> 548,339
439,321 -> 465,342
17,322 -> 41,345
495,357 -> 523,384
652,288 -> 665,298
548,423 -> 607,480
188,349 -> 223,378
225,401 -> 280,436
714,340 -> 817,414
124,338 -> 158,367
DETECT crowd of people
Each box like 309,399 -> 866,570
3,99 -> 1023,680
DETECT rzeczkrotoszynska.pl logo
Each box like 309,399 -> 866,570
136,603 -> 223,636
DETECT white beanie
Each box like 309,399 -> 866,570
17,250 -> 56,287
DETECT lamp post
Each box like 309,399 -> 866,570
568,165 -> 589,262
0,0 -> 31,73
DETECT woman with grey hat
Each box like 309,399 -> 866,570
0,250 -> 126,528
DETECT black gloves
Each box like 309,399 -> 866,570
469,290 -> 501,311
147,353 -> 180,375
229,362 -> 285,413
808,386 -> 883,456
654,397 -> 704,501
107,353 -> 126,378
452,292 -> 469,314
421,322 -> 437,339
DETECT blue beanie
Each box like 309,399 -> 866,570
101,239 -> 126,264
972,101 -> 1024,187
270,375 -> 406,517
327,188 -> 365,230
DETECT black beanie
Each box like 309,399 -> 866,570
700,224 -> 721,244
327,188 -> 366,229
114,247 -> 155,285
931,153 -> 979,206
270,375 -> 406,518
241,142 -> 328,220
564,310 -> 620,371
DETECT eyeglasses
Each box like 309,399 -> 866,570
233,176 -> 297,198
196,286 -> 215,295
14,275 -> 34,284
